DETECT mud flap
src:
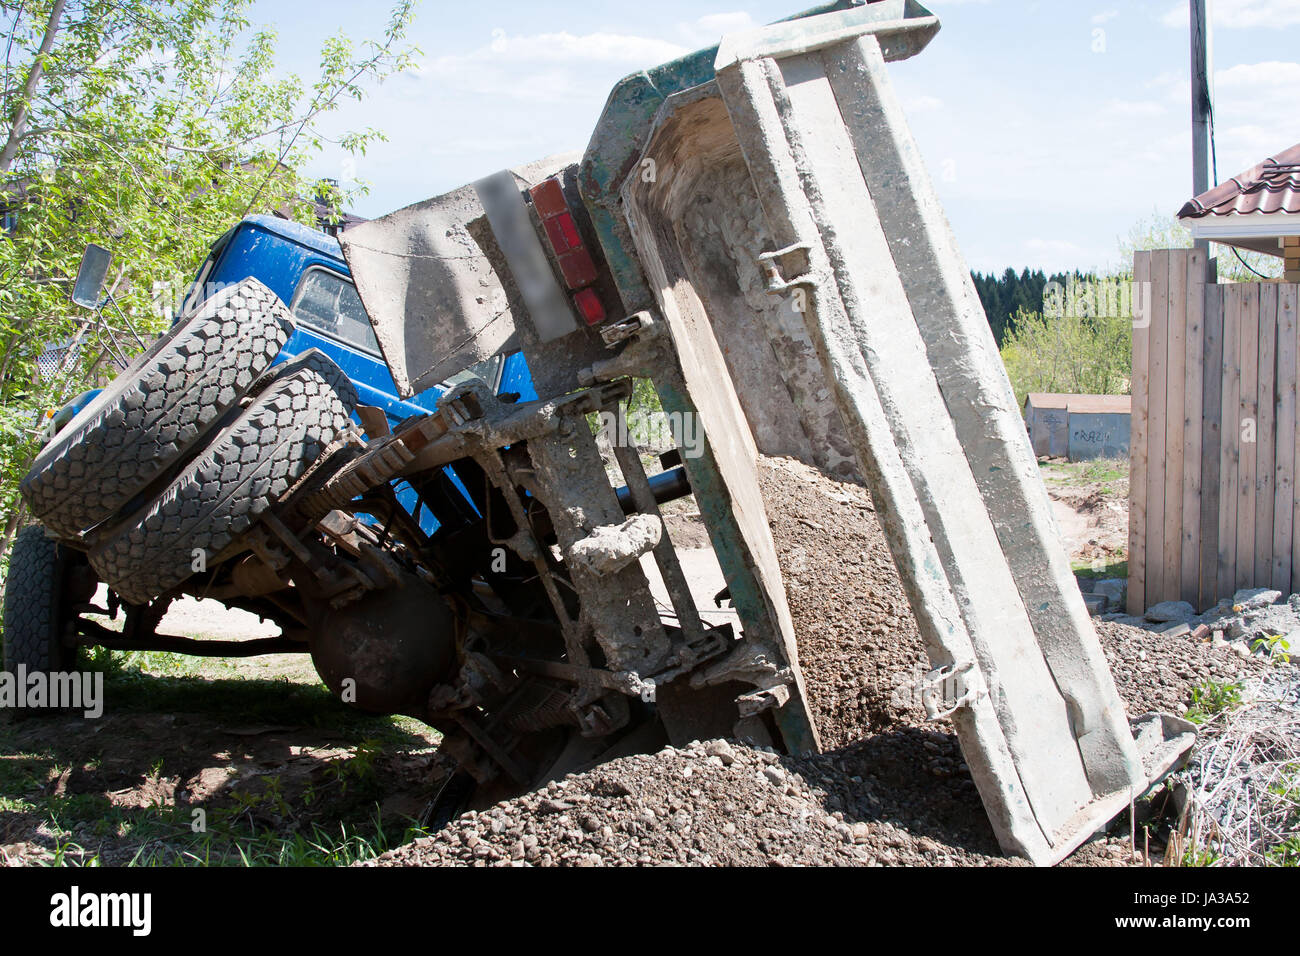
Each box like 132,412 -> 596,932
621,4 -> 1192,864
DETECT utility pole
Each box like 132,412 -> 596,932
1191,0 -> 1213,254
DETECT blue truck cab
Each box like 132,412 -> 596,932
185,215 -> 536,423
180,215 -> 535,532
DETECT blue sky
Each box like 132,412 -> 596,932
250,0 -> 1300,274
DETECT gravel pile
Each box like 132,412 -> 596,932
1096,619 -> 1262,717
370,455 -> 1260,867
369,741 -> 870,867
756,456 -> 929,747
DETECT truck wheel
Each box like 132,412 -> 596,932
88,356 -> 356,606
2,525 -> 72,676
20,278 -> 295,539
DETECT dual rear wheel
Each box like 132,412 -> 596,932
6,279 -> 358,676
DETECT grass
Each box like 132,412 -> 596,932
1039,456 -> 1129,495
1184,680 -> 1245,724
126,807 -> 430,866
0,645 -> 441,867
1072,556 -> 1128,581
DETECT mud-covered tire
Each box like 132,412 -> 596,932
88,357 -> 356,605
2,525 -> 71,675
254,348 -> 360,410
20,278 -> 295,539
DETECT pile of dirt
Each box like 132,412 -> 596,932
756,456 -> 929,748
1046,487 -> 1128,568
367,729 -> 1158,867
368,740 -> 870,867
1095,619 -> 1263,717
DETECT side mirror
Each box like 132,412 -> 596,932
71,244 -> 112,308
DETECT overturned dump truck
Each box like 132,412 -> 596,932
9,0 -> 1194,864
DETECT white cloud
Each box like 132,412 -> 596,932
1163,0 -> 1300,29
1104,98 -> 1165,117
902,93 -> 944,113
425,28 -> 688,72
1210,61 -> 1300,171
676,12 -> 758,48
1092,9 -> 1119,25
415,27 -> 690,103
1215,59 -> 1300,88
1120,94 -> 1297,185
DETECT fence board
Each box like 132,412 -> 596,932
1288,285 -> 1300,595
1164,250 -> 1188,601
1180,250 -> 1204,605
1200,274 -> 1224,610
1236,285 -> 1260,591
1146,250 -> 1170,603
1218,285 -> 1240,601
1274,283 -> 1297,593
1128,253 -> 1151,614
1255,285 -> 1278,585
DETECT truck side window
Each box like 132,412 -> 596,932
291,267 -> 380,354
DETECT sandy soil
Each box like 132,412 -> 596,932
1040,459 -> 1130,570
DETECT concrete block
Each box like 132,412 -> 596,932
1145,600 -> 1196,624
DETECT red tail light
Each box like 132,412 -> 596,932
529,177 -> 606,323
574,288 -> 605,325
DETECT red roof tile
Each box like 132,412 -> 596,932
1178,143 -> 1300,220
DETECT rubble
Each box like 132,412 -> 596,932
1145,601 -> 1197,624
1099,586 -> 1300,661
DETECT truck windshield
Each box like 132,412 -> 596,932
291,266 -> 380,354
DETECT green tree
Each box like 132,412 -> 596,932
0,0 -> 416,567
999,280 -> 1133,407
1115,208 -> 1280,282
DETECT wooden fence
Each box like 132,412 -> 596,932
1129,248 -> 1300,613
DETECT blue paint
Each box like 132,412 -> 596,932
189,216 -> 534,536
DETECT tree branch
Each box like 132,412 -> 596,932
0,0 -> 64,174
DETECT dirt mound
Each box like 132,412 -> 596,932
757,456 -> 928,748
368,741 -> 869,866
367,729 -> 1158,867
1096,619 -> 1262,716
366,734 -> 1018,867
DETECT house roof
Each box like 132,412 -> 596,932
1023,393 -> 1130,415
1177,143 -> 1300,221
1024,393 -> 1075,410
1066,395 -> 1130,415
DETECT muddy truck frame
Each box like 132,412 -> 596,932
4,1 -> 1195,864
